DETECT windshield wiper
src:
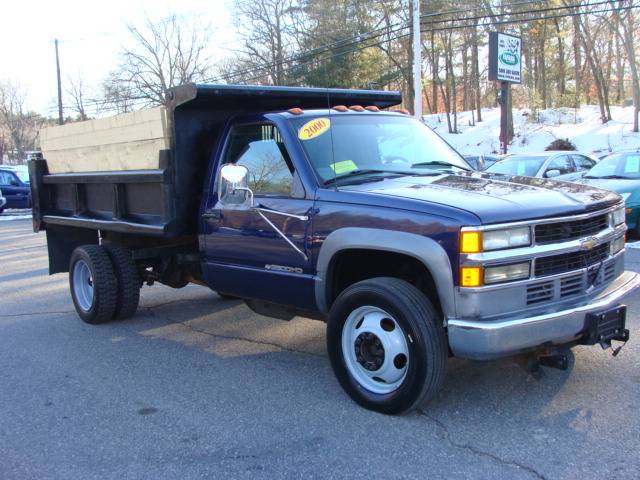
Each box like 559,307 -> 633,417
323,169 -> 402,186
411,161 -> 470,171
584,174 -> 632,179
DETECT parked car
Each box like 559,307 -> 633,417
575,150 -> 640,235
485,151 -> 598,181
31,84 -> 638,414
463,154 -> 501,171
0,188 -> 6,213
0,166 -> 32,209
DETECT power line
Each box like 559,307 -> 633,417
207,0 -> 633,86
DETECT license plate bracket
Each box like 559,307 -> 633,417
582,305 -> 629,348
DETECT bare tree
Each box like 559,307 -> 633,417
101,72 -> 136,114
0,81 -> 44,162
66,75 -> 88,121
232,0 -> 298,85
107,14 -> 212,107
607,0 -> 639,132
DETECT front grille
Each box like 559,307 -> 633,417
603,262 -> 615,283
535,213 -> 608,244
535,243 -> 609,277
560,272 -> 584,298
526,281 -> 554,305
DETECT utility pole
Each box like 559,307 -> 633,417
55,39 -> 63,125
412,0 -> 422,120
499,81 -> 509,154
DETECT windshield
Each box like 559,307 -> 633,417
291,114 -> 470,184
15,169 -> 29,184
486,155 -> 547,176
585,152 -> 640,179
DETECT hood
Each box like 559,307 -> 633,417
575,177 -> 640,205
342,172 -> 622,224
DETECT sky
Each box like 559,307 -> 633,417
1,0 -> 238,116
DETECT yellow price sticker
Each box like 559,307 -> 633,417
298,117 -> 331,140
330,160 -> 358,175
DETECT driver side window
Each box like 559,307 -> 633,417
544,155 -> 573,177
223,123 -> 293,196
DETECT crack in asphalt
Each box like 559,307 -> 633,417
417,409 -> 549,480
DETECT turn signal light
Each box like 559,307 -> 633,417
460,231 -> 482,253
461,267 -> 482,287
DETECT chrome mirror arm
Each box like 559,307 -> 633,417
254,209 -> 308,261
230,185 -> 308,261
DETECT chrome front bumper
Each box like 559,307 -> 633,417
447,270 -> 640,360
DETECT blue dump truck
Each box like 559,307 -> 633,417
30,84 -> 639,413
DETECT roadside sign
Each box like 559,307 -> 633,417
488,32 -> 522,84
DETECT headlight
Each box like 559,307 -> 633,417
484,262 -> 531,284
610,235 -> 625,256
460,227 -> 531,253
482,227 -> 531,251
610,206 -> 625,227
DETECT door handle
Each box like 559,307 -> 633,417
202,209 -> 222,220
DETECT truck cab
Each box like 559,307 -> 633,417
30,84 -> 639,414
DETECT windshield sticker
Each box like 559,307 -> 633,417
624,155 -> 640,173
330,160 -> 358,175
298,117 -> 331,140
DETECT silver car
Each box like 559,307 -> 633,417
485,151 -> 598,181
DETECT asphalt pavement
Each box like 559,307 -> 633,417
1,218 -> 639,480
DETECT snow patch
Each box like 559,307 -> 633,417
423,105 -> 640,157
0,214 -> 32,221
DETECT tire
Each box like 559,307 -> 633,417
103,243 -> 140,319
327,277 -> 448,414
69,245 -> 118,324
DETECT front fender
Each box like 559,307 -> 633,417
315,227 -> 455,318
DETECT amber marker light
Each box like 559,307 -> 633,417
460,231 -> 482,253
460,267 -> 482,287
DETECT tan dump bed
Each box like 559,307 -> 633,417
40,107 -> 171,173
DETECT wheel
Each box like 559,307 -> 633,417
327,277 -> 448,414
0,207 -> 3,214
103,243 -> 140,319
69,245 -> 117,324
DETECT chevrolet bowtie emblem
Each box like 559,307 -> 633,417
580,237 -> 599,251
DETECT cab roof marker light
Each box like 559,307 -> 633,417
365,105 -> 380,112
396,108 -> 410,115
349,105 -> 365,112
287,107 -> 304,115
332,105 -> 348,112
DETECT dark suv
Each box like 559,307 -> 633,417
0,167 -> 31,210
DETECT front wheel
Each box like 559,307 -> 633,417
327,277 -> 447,414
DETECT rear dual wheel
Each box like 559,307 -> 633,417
327,277 -> 448,414
69,244 -> 140,324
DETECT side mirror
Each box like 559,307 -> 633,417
545,169 -> 561,178
217,164 -> 253,208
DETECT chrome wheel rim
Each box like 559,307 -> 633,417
72,259 -> 94,312
341,306 -> 409,394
